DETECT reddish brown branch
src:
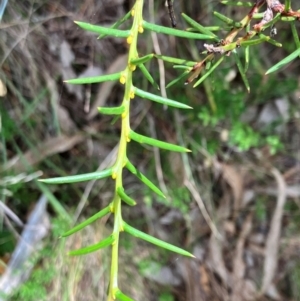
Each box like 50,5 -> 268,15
186,0 -> 299,84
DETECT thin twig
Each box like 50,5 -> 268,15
184,179 -> 222,240
260,168 -> 287,294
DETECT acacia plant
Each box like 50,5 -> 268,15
40,0 -> 299,300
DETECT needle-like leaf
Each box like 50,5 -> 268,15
62,205 -> 112,237
244,46 -> 250,72
193,56 -> 224,87
143,21 -> 214,40
39,168 -> 113,184
123,222 -> 195,258
137,64 -> 159,89
117,187 -> 136,206
134,87 -> 192,109
240,36 -> 268,47
166,70 -> 190,89
98,106 -> 126,115
290,22 -> 300,50
181,13 -> 218,39
65,72 -> 121,85
285,0 -> 291,12
129,130 -> 191,153
233,50 -> 250,92
75,21 -> 130,38
213,11 -> 238,26
130,54 -> 154,65
125,160 -> 165,198
68,235 -> 115,256
115,290 -> 135,301
155,54 -> 196,66
98,10 -> 132,39
266,47 -> 300,74
221,1 -> 253,7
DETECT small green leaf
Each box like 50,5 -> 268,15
205,61 -> 211,70
98,10 -> 132,39
233,50 -> 250,92
258,33 -> 282,47
129,130 -> 190,153
285,0 -> 291,11
166,70 -> 190,89
123,222 -> 195,258
213,11 -> 236,25
65,73 -> 121,85
173,65 -> 192,70
115,290 -> 135,301
126,160 -> 165,198
68,235 -> 115,256
281,16 -> 298,22
221,1 -> 253,6
134,87 -> 192,109
143,21 -> 214,40
117,187 -> 136,206
240,37 -> 268,47
130,54 -> 154,65
181,13 -> 218,39
155,54 -> 196,66
74,21 -> 130,38
244,46 -> 250,72
39,168 -> 113,184
138,64 -> 159,89
264,37 -> 282,48
266,47 -> 300,74
291,22 -> 300,50
62,205 -> 112,237
193,56 -> 224,87
98,106 -> 125,115
253,13 -> 264,20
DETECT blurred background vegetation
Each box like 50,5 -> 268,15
1,0 -> 300,300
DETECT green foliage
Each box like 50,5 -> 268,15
171,1 -> 299,89
266,47 -> 300,74
15,282 -> 47,301
265,135 -> 283,154
196,66 -> 296,153
11,248 -> 56,301
138,259 -> 162,277
40,1 -> 200,300
36,1 -> 300,300
229,122 -> 260,151
0,105 -> 18,140
158,292 -> 175,301
169,186 -> 191,214
0,230 -> 15,255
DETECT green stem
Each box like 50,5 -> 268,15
108,0 -> 144,299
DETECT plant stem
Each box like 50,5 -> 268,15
107,0 -> 144,299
